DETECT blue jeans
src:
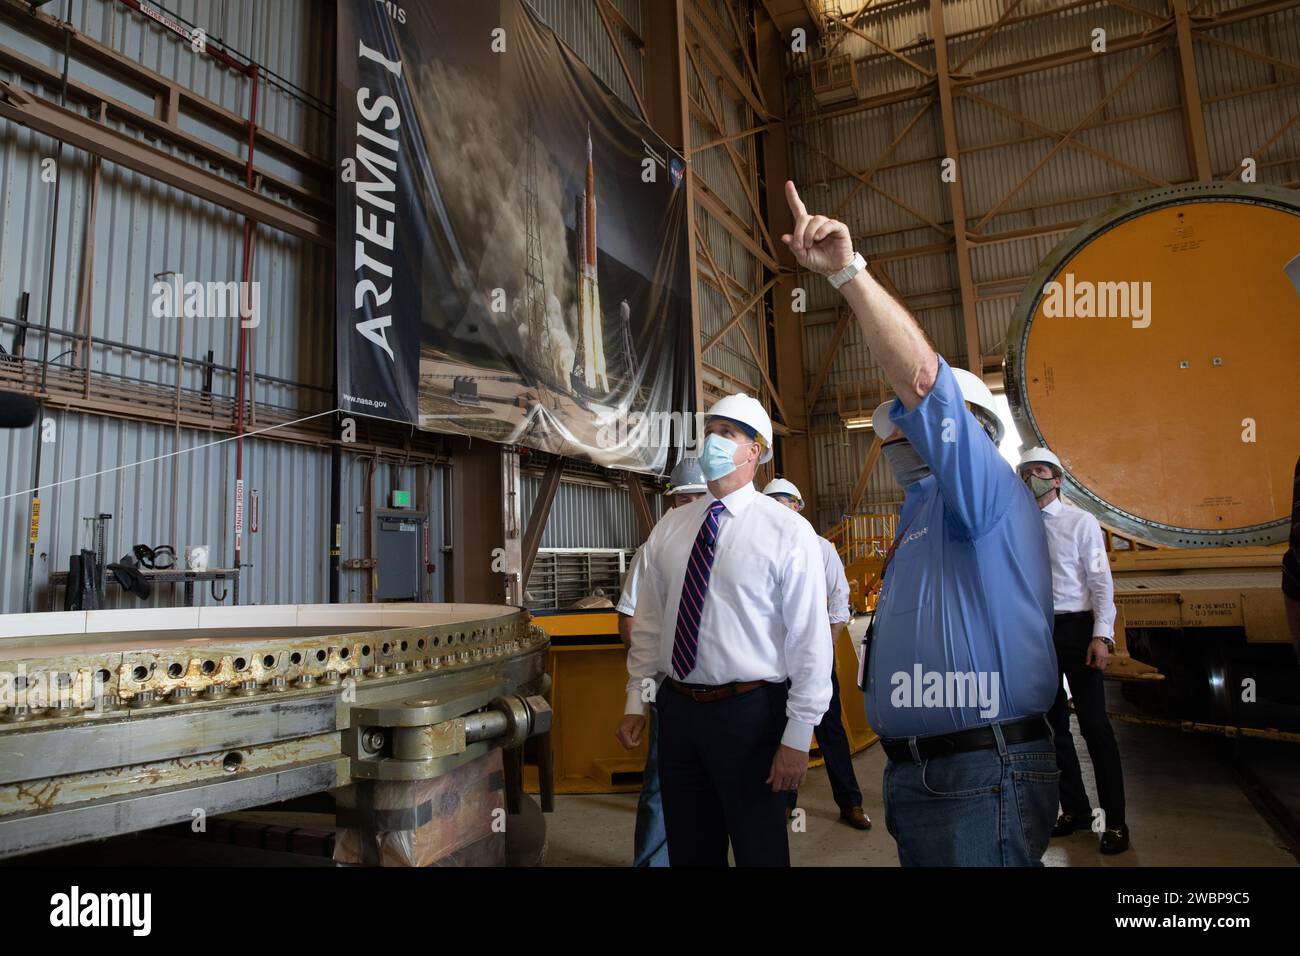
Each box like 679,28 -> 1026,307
882,721 -> 1059,866
633,706 -> 669,867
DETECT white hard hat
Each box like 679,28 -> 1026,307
1019,446 -> 1062,475
704,392 -> 774,464
761,478 -> 802,504
665,456 -> 707,496
870,366 -> 1004,444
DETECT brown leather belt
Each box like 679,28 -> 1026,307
665,678 -> 772,703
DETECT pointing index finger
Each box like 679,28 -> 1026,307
785,180 -> 807,218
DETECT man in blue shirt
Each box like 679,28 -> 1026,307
781,181 -> 1059,866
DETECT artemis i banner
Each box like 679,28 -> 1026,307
336,0 -> 694,472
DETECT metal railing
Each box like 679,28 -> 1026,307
826,512 -> 897,567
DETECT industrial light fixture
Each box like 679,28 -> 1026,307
844,417 -> 873,431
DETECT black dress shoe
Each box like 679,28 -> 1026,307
1100,825 -> 1130,855
1051,812 -> 1090,837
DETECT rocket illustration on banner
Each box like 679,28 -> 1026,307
573,124 -> 610,394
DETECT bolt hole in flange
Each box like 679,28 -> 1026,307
167,662 -> 184,679
132,665 -> 149,682
223,752 -> 243,773
290,652 -> 302,665
262,655 -> 276,669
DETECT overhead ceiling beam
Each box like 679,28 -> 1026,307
1171,0 -> 1212,181
720,0 -> 770,116
598,0 -> 645,46
951,0 -> 1025,74
971,43 -> 1165,232
693,180 -> 781,271
690,122 -> 771,155
700,274 -> 780,353
849,436 -> 883,513
0,81 -> 330,246
0,0 -> 328,176
960,87 -> 1170,194
627,473 -> 656,539
684,42 -> 780,260
828,97 -> 932,220
695,225 -> 790,423
930,0 -> 981,375
831,9 -> 933,78
0,42 -> 324,208
792,132 -> 952,237
521,455 -> 564,588
684,1 -> 773,120
804,307 -> 853,411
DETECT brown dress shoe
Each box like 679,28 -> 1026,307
840,806 -> 871,830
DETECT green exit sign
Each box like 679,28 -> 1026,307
390,490 -> 411,508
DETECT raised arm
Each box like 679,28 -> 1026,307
781,180 -> 937,409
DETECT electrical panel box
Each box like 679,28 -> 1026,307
374,510 -> 427,602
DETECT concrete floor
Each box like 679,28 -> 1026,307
544,715 -> 1298,867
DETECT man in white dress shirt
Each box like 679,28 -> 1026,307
617,456 -> 707,867
762,479 -> 870,831
1019,447 -> 1129,855
614,394 -> 833,866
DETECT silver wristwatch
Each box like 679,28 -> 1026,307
1099,636 -> 1116,649
827,252 -> 867,290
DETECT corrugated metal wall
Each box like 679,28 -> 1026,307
0,413 -> 332,609
0,0 -> 337,612
0,0 -> 655,610
520,473 -> 662,550
528,0 -> 644,115
689,0 -> 768,405
0,1 -> 334,417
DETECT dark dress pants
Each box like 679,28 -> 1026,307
1046,611 -> 1126,828
657,680 -> 791,866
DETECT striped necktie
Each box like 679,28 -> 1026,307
671,500 -> 727,679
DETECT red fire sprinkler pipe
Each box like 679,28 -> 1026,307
112,1 -> 263,604
234,62 -> 259,605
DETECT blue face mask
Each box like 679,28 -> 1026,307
699,434 -> 739,481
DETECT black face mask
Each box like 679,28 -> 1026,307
881,440 -> 931,487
